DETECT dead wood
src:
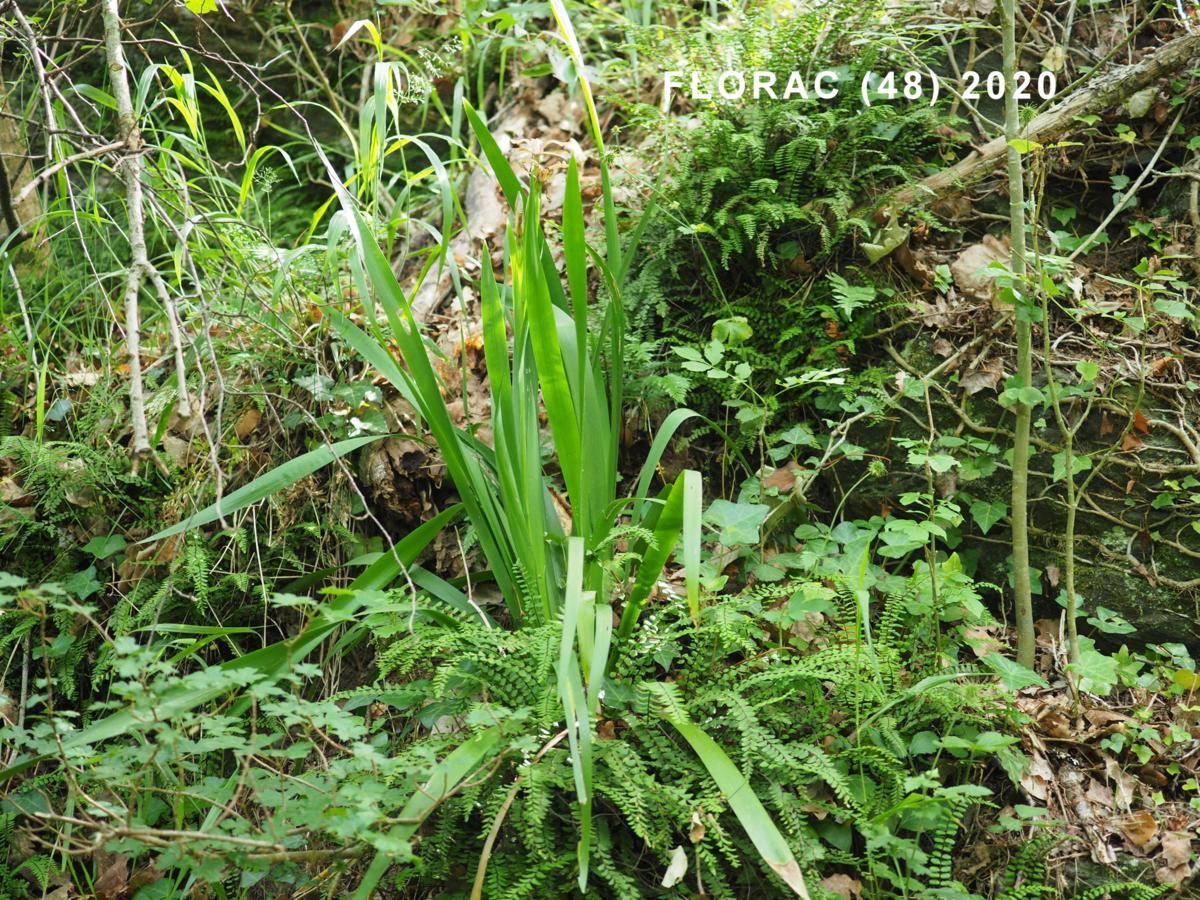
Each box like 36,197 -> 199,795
891,30 -> 1200,209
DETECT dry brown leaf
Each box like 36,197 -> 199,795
1038,707 -> 1072,740
1148,356 -> 1175,378
234,407 -> 261,440
1101,752 -> 1137,810
0,477 -> 32,506
1161,831 -> 1192,867
820,874 -> 864,899
690,810 -> 706,844
1035,618 -> 1060,644
1133,409 -> 1150,434
1045,563 -> 1061,588
1100,411 -> 1114,436
1086,710 -> 1132,728
1085,778 -> 1114,810
93,854 -> 128,900
961,361 -> 1004,395
762,462 -> 804,495
1021,751 -> 1055,801
950,235 -> 1011,305
1122,432 -> 1144,453
894,242 -> 937,289
1156,831 -> 1193,886
963,626 -> 1003,658
1116,810 -> 1159,849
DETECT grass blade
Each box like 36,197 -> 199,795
143,435 -> 387,542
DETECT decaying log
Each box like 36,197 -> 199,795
892,30 -> 1200,209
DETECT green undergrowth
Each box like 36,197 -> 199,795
622,0 -> 960,454
0,561 -> 1050,899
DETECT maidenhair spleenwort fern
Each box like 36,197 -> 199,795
994,831 -> 1171,900
363,566 -> 1004,897
0,813 -> 52,898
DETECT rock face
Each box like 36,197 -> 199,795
836,333 -> 1200,651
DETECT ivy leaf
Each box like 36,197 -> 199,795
1075,360 -> 1100,382
1087,606 -> 1136,635
185,0 -> 219,13
1052,452 -> 1091,482
704,500 -> 770,547
1069,646 -> 1118,696
998,381 -> 1044,409
969,500 -> 1007,535
1154,299 -> 1194,321
712,316 -> 753,345
294,373 -> 335,402
64,566 -> 101,601
83,535 -> 128,559
1008,138 -> 1041,155
982,653 -> 1048,691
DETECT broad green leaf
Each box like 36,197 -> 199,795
982,653 -> 1048,691
712,316 -> 753,345
704,499 -> 770,547
1052,451 -> 1091,482
969,499 -> 1007,535
1069,646 -> 1118,696
82,535 -> 127,559
1008,138 -> 1041,155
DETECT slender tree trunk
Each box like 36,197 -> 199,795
1001,0 -> 1036,668
101,0 -> 158,471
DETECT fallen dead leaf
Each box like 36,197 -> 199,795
1122,432 -> 1144,452
1156,831 -> 1193,886
1085,778 -> 1114,810
1148,356 -> 1175,378
1116,810 -> 1158,849
894,242 -> 937,289
1021,751 -> 1055,801
234,407 -> 261,440
1045,563 -> 1061,588
950,234 -> 1010,306
963,625 -> 1004,658
1133,409 -> 1150,434
762,462 -> 805,495
961,361 -> 1004,395
819,874 -> 863,899
1101,752 -> 1137,810
93,853 -> 128,900
661,845 -> 688,888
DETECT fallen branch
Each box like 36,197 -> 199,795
891,30 -> 1200,209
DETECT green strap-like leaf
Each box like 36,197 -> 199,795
351,726 -> 503,900
143,434 -> 387,542
664,716 -> 810,898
